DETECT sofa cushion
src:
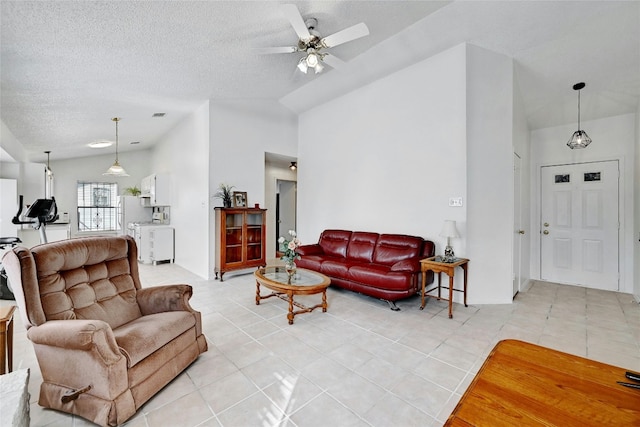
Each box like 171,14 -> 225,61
372,234 -> 423,266
349,264 -> 412,291
346,232 -> 379,263
320,259 -> 351,280
318,230 -> 352,258
295,255 -> 324,272
113,311 -> 195,368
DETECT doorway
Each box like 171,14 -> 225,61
276,180 -> 296,251
540,161 -> 619,291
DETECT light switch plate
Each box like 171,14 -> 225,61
449,197 -> 463,207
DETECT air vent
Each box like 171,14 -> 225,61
152,113 -> 166,117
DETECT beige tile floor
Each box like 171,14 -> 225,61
3,263 -> 640,427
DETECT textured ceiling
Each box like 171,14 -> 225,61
1,1 -> 639,163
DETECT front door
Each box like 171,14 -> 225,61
540,161 -> 619,291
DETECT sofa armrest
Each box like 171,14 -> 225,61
136,284 -> 195,315
422,239 -> 436,258
297,244 -> 324,257
390,259 -> 420,273
27,319 -> 122,365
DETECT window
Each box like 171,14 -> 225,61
584,172 -> 601,182
77,182 -> 118,232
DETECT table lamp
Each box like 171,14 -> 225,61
439,220 -> 460,262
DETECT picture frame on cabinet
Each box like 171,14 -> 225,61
233,191 -> 247,207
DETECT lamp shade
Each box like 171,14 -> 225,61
104,160 -> 129,177
439,220 -> 460,238
567,130 -> 592,149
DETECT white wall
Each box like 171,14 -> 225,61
513,72 -> 532,291
151,101 -> 210,278
530,113 -> 636,294
633,103 -> 640,300
465,45 -> 515,304
298,44 -> 467,245
209,100 -> 298,278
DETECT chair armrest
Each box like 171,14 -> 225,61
27,319 -> 122,365
136,284 -> 195,315
390,259 -> 419,273
297,244 -> 323,256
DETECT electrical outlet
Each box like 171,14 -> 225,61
449,197 -> 463,207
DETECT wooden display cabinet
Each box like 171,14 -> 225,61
214,207 -> 266,281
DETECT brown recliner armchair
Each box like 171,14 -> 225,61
1,235 -> 207,426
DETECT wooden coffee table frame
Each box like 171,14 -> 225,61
254,266 -> 330,324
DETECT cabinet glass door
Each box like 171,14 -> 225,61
224,213 -> 243,263
246,213 -> 263,261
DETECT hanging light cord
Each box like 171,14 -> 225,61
114,118 -> 120,162
577,89 -> 581,130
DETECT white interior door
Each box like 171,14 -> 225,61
540,161 -> 619,291
513,153 -> 522,297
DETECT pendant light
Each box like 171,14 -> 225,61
44,150 -> 53,199
567,82 -> 592,149
44,150 -> 53,177
103,117 -> 130,176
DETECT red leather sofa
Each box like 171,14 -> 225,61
296,229 -> 435,310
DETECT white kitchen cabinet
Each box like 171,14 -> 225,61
135,225 -> 174,264
140,173 -> 170,206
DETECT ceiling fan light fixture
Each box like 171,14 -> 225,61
103,117 -> 130,177
305,50 -> 319,67
313,61 -> 324,74
297,58 -> 308,73
567,82 -> 592,149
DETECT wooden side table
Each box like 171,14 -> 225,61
1,305 -> 17,374
420,257 -> 469,318
445,339 -> 640,425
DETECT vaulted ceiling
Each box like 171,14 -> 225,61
1,1 -> 638,163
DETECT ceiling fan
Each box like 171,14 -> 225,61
259,4 -> 370,74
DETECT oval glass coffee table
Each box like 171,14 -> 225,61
254,266 -> 330,325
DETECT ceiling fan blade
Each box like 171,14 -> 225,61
281,4 -> 311,41
322,53 -> 346,69
254,46 -> 298,54
321,22 -> 369,48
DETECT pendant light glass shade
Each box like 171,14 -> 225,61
567,129 -> 592,149
103,117 -> 129,176
567,82 -> 592,149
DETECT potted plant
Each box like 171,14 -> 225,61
214,183 -> 234,208
123,186 -> 141,196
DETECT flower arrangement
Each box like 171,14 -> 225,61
278,230 -> 301,265
214,183 -> 234,208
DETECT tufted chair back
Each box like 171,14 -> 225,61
11,235 -> 143,330
2,235 -> 208,426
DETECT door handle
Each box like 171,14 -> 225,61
543,230 -> 549,235
518,230 -> 525,235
